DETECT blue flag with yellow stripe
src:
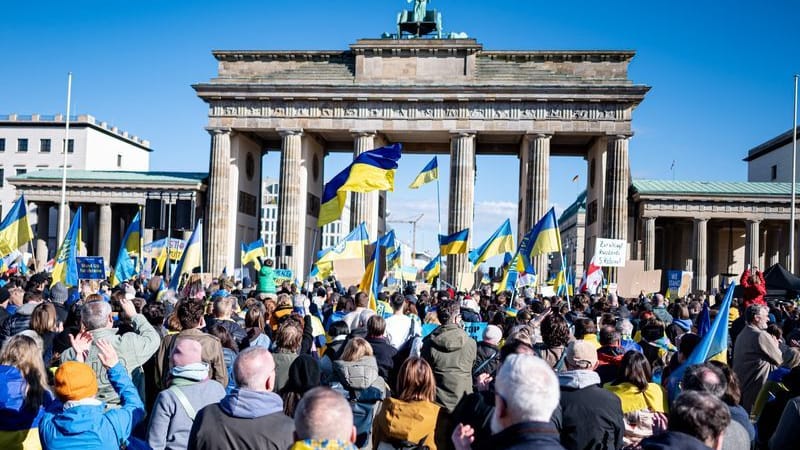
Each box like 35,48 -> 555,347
409,156 -> 438,189
439,228 -> 469,255
112,211 -> 142,286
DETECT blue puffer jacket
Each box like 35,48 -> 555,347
0,364 -> 54,450
38,363 -> 145,450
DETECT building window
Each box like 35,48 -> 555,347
0,168 -> 4,187
0,138 -> 5,152
238,191 -> 257,217
117,154 -> 122,167
63,139 -> 74,153
771,164 -> 778,181
17,138 -> 28,152
15,168 -> 26,176
40,138 -> 51,153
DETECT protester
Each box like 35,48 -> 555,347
534,313 -> 571,370
740,266 -> 766,308
204,295 -> 247,345
473,324 -> 502,382
146,339 -> 226,450
365,315 -> 397,382
595,326 -> 626,385
640,391 -> 730,450
384,293 -> 420,349
40,339 -> 146,449
421,299 -> 476,413
557,340 -> 624,450
30,302 -> 61,366
280,353 -> 321,418
0,290 -> 43,346
291,386 -> 358,450
733,304 -> 782,412
273,319 -> 303,392
707,360 -> 755,443
188,346 -> 295,449
258,258 -> 277,297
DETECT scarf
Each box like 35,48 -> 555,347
171,362 -> 209,385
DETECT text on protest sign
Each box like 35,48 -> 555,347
594,238 -> 627,267
76,257 -> 106,280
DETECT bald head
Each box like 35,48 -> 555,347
294,387 -> 355,443
234,346 -> 276,391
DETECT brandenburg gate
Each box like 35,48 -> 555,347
194,37 -> 649,283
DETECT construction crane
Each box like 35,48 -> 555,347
387,213 -> 424,259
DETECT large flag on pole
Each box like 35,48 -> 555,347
527,207 -> 562,257
169,220 -> 202,291
241,239 -> 266,270
439,229 -> 469,255
318,144 -> 402,227
51,207 -> 82,287
111,211 -> 142,286
469,219 -> 514,270
408,156 -> 438,189
359,241 -> 382,311
0,195 -> 34,257
312,222 -> 370,279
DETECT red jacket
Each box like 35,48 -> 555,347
740,268 -> 766,308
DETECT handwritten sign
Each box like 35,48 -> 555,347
594,238 -> 627,267
76,257 -> 106,280
273,268 -> 294,284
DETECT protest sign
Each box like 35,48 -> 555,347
332,258 -> 365,287
274,268 -> 294,284
594,238 -> 627,267
76,257 -> 106,280
422,323 -> 438,338
463,322 -> 488,341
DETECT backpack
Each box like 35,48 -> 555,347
332,383 -> 384,448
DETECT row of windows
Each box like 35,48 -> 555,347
0,138 -> 73,153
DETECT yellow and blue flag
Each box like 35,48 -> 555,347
359,241 -> 383,311
666,282 -> 735,401
527,207 -> 562,257
111,211 -> 142,286
317,222 -> 370,263
409,156 -> 438,189
318,144 -> 402,227
468,219 -> 514,270
423,255 -> 440,284
0,195 -> 34,257
51,207 -> 82,287
497,252 -> 522,292
169,220 -> 202,291
241,239 -> 265,270
439,229 -> 469,255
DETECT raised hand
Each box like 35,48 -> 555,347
119,296 -> 137,319
451,423 -> 475,450
96,339 -> 119,369
69,331 -> 93,363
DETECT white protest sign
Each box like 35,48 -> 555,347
594,238 -> 627,267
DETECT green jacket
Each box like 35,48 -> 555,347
258,266 -> 276,294
61,314 -> 161,406
421,323 -> 477,412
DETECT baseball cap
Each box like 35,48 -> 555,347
566,340 -> 598,368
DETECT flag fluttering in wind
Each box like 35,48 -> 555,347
169,221 -> 202,291
51,207 -> 82,287
111,211 -> 142,286
423,255 -> 441,284
527,207 -> 562,257
0,195 -> 34,257
241,239 -> 266,270
579,256 -> 603,294
469,219 -> 514,270
318,144 -> 402,227
359,241 -> 382,311
408,156 -> 438,189
439,229 -> 469,255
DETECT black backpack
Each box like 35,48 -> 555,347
332,384 -> 384,447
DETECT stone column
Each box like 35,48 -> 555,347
768,225 -> 782,267
745,219 -> 760,269
693,218 -> 708,292
276,128 -> 304,273
206,127 -> 232,275
35,203 -> 49,268
98,203 -> 112,264
527,133 -> 551,280
643,216 -> 656,271
603,135 -> 630,283
447,131 -> 476,288
516,138 -> 530,242
350,131 -> 378,238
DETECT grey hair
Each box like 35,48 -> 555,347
233,346 -> 274,391
294,387 -> 354,442
495,353 -> 560,423
618,319 -> 634,336
81,301 -> 112,331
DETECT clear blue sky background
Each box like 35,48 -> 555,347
3,0 -> 799,258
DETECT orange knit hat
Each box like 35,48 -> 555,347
55,361 -> 98,401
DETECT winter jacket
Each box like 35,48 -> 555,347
652,306 -> 673,325
641,431 -> 712,450
421,323 -> 477,412
0,302 -> 37,346
475,421 -> 566,450
258,266 -> 277,294
39,363 -> 145,450
273,351 -> 298,393
740,268 -> 766,308
534,344 -> 567,371
770,396 -> 800,450
0,365 -> 54,450
372,397 -> 444,450
188,388 -> 295,450
604,381 -> 668,414
365,336 -> 397,381
60,314 -> 160,407
473,341 -> 501,381
595,345 -> 625,386
733,324 -> 782,412
146,379 -> 226,450
558,370 -> 624,450
205,317 -> 247,345
332,356 -> 387,449
154,328 -> 228,390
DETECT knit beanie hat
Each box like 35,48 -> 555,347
49,282 -> 69,304
172,338 -> 203,368
55,361 -> 98,401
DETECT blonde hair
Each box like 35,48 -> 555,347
0,335 -> 50,411
31,302 -> 58,334
340,337 -> 373,362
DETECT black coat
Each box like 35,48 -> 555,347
476,421 -> 566,450
559,380 -> 625,450
473,341 -> 501,380
366,336 -> 398,381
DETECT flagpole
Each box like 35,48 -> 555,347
791,74 -> 798,274
436,163 -> 442,291
57,73 -> 72,245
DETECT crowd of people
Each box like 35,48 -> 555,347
0,263 -> 799,450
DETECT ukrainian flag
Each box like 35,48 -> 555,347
51,207 -> 82,287
317,222 -> 370,263
318,144 -> 402,227
387,245 -> 402,270
497,253 -> 522,292
439,229 -> 469,255
241,239 -> 265,270
666,282 -> 735,401
527,207 -> 562,257
0,195 -> 34,257
408,156 -> 438,189
468,219 -> 514,270
358,241 -> 383,311
111,211 -> 142,286
378,229 -> 397,255
423,255 -> 440,284
169,220 -> 202,291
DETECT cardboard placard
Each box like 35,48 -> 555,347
332,258 -> 366,288
76,257 -> 106,280
457,271 -> 474,291
274,268 -> 294,284
594,238 -> 627,267
616,259 -> 662,297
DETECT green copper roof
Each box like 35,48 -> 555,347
631,179 -> 798,196
559,190 -> 586,223
11,170 -> 207,185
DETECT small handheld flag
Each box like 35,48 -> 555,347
51,207 -> 82,287
241,239 -> 266,270
409,156 -> 438,189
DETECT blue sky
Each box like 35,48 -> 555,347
3,0 -> 799,258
